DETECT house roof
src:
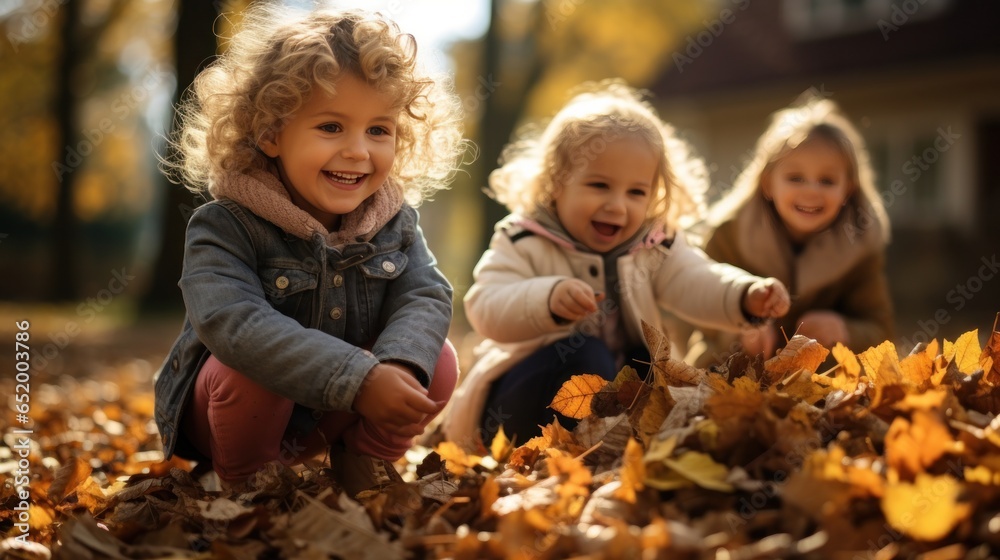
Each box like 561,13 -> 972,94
651,1 -> 1000,98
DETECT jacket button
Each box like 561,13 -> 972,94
330,307 -> 343,320
589,265 -> 599,277
171,357 -> 179,370
333,274 -> 343,287
381,261 -> 396,273
275,276 -> 290,289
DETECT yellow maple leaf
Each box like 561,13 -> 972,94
643,435 -> 678,464
660,451 -> 734,492
899,339 -> 938,389
614,438 -> 646,504
549,374 -> 608,419
490,426 -> 513,462
881,473 -> 971,541
434,441 -> 482,476
948,329 -> 983,375
884,410 -> 960,479
764,335 -> 830,381
859,340 -> 900,383
828,343 -> 861,392
705,375 -> 764,424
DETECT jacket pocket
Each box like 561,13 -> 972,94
260,266 -> 319,319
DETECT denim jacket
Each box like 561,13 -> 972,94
154,194 -> 452,459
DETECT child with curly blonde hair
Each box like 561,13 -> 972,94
154,4 -> 466,497
442,81 -> 790,448
691,93 -> 893,365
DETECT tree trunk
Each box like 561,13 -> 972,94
51,0 -> 80,301
141,0 -> 218,312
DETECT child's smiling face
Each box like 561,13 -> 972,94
260,73 -> 398,230
551,135 -> 657,253
764,136 -> 853,243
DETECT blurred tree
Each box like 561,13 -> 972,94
51,0 -> 131,300
141,0 -> 220,311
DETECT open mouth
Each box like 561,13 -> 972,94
592,221 -> 622,237
794,205 -> 823,215
323,171 -> 367,185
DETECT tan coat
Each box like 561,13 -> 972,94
690,194 -> 893,366
442,214 -> 765,449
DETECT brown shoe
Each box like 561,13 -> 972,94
329,444 -> 405,498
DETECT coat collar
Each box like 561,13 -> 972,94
210,167 -> 403,248
734,193 -> 884,296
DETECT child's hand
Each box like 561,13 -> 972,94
549,279 -> 601,322
353,363 -> 437,438
743,278 -> 790,319
797,310 -> 850,348
740,325 -> 779,359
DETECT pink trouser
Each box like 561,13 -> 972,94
181,341 -> 458,482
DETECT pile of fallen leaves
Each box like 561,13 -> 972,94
3,316 -> 1000,559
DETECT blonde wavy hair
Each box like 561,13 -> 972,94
488,80 -> 707,228
164,3 -> 465,205
708,92 -> 890,241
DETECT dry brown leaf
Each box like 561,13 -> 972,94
881,473 -> 971,541
286,490 -> 404,559
980,317 -> 999,384
549,374 -> 608,419
642,320 -> 705,387
634,386 -> 674,440
47,457 -> 93,503
764,335 -> 830,381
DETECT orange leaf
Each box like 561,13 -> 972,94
480,476 -> 500,519
882,474 -> 971,541
899,339 -> 938,390
490,426 -> 513,462
434,441 -> 482,476
549,374 -> 608,419
829,343 -> 862,392
764,335 -> 830,381
47,457 -> 93,503
614,438 -> 645,504
884,410 -> 959,479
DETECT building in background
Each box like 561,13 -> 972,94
650,0 -> 1000,347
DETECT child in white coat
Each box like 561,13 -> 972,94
443,81 -> 791,449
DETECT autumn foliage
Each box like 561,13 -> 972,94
3,316 -> 1000,559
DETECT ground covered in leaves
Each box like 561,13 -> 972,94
3,316 -> 1000,559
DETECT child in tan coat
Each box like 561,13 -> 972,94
689,93 -> 893,366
